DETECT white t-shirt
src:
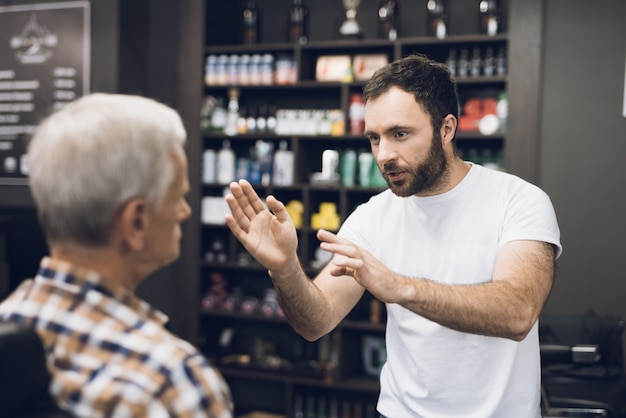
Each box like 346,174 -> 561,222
338,163 -> 562,418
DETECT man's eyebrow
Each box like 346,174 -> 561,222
365,125 -> 411,137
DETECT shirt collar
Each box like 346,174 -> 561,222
37,257 -> 169,326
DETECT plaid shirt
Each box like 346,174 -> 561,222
0,257 -> 233,418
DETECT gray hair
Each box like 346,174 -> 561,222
28,93 -> 187,246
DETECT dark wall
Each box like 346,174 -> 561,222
0,0 -> 120,298
116,0 -> 198,323
539,0 -> 626,321
0,0 -> 186,322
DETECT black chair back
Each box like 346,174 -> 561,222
0,321 -> 72,418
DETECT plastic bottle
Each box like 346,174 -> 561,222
216,54 -> 228,85
227,54 -> 239,85
358,151 -> 373,187
272,140 -> 294,186
349,93 -> 365,135
209,97 -> 227,133
260,288 -> 279,317
470,47 -> 482,77
445,48 -> 457,77
204,55 -> 217,86
266,105 -> 278,134
217,139 -> 236,184
288,0 -> 309,43
483,47 -> 496,77
458,48 -> 469,78
256,105 -> 268,133
242,0 -> 260,44
224,88 -> 240,136
249,54 -> 262,85
236,157 -> 250,181
248,145 -> 262,184
341,148 -> 357,187
236,106 -> 248,135
261,54 -> 274,85
496,46 -> 507,76
238,54 -> 250,85
255,140 -> 274,186
479,0 -> 500,36
369,163 -> 388,188
426,0 -> 448,39
246,106 -> 257,134
378,0 -> 400,40
202,149 -> 216,184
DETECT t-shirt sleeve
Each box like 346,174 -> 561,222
337,202 -> 372,249
501,182 -> 562,258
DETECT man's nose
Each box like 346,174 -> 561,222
376,138 -> 397,164
181,199 -> 192,220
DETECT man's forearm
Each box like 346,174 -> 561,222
400,277 -> 540,341
270,261 -> 333,341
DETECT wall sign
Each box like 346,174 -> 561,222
0,1 -> 90,185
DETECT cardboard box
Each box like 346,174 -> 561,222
353,54 -> 388,81
315,55 -> 352,82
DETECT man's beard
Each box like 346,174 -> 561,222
381,130 -> 448,197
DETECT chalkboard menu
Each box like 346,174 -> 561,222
0,1 -> 90,185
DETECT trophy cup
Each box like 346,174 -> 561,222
339,0 -> 362,39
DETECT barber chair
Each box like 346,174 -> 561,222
0,321 -> 73,418
540,312 -> 626,418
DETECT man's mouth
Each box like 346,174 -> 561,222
385,170 -> 404,182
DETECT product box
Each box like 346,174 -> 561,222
352,54 -> 388,81
315,55 -> 352,82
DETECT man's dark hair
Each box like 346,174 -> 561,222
363,53 -> 459,138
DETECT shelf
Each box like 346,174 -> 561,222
206,42 -> 301,54
205,81 -> 350,90
456,132 -> 504,140
200,261 -> 265,271
201,308 -> 286,323
203,132 -> 501,142
197,9 -> 511,415
0,184 -> 35,208
340,320 -> 385,333
204,77 -> 503,90
203,133 -> 369,141
455,76 -> 507,84
218,365 -> 380,394
399,33 -> 508,44
200,309 -> 384,332
205,33 -> 509,54
201,182 -> 384,194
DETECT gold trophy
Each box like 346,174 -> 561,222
339,0 -> 362,39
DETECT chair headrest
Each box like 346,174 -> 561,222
0,321 -> 51,413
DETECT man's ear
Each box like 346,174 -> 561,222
440,114 -> 458,145
118,198 -> 149,251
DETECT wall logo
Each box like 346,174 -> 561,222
10,14 -> 58,64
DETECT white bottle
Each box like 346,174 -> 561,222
272,140 -> 294,186
217,140 -> 236,184
224,88 -> 240,136
202,149 -> 216,184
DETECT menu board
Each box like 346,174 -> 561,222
0,1 -> 90,185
